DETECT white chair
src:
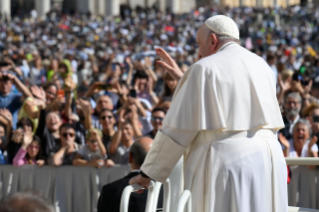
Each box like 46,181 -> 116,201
288,207 -> 319,212
176,190 -> 192,212
120,179 -> 171,212
174,190 -> 319,212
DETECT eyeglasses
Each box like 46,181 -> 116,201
285,101 -> 300,106
62,132 -> 75,138
28,145 -> 39,150
100,116 -> 113,120
151,117 -> 164,122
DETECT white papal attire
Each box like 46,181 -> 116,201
141,42 -> 288,212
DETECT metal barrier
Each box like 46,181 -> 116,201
285,158 -> 319,166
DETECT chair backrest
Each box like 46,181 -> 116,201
176,190 -> 192,212
120,181 -> 156,212
166,157 -> 183,212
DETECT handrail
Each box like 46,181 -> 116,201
288,206 -> 319,212
285,158 -> 319,165
176,190 -> 192,212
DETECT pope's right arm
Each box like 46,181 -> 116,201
140,125 -> 198,183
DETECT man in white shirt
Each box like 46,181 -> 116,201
130,15 -> 288,212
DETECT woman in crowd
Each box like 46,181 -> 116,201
99,109 -> 116,151
7,117 -> 34,163
13,132 -> 45,167
283,119 -> 319,169
157,73 -> 177,106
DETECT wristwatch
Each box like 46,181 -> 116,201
140,170 -> 150,178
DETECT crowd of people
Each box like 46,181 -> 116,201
0,4 -> 318,169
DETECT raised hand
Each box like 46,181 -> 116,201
278,133 -> 290,149
278,73 -> 291,92
76,99 -> 91,113
64,76 -> 76,91
22,131 -> 33,149
0,108 -> 12,123
155,48 -> 183,81
31,85 -> 46,101
309,135 -> 318,150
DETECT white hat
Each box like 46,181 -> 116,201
204,15 -> 239,40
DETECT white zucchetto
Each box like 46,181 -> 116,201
205,15 -> 240,40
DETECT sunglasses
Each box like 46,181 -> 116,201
62,132 -> 75,138
100,116 -> 113,120
28,145 -> 39,150
89,140 -> 98,143
151,117 -> 164,122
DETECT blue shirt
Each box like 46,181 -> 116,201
0,92 -> 22,129
0,149 -> 5,164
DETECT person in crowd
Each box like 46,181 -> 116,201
146,108 -> 166,139
7,117 -> 34,163
0,109 -> 13,150
108,110 -> 136,164
98,136 -> 163,212
157,73 -> 177,106
29,55 -> 46,86
36,111 -> 62,159
279,92 -> 302,140
0,191 -> 55,212
13,131 -> 45,167
73,128 -> 114,168
50,123 -> 79,166
267,53 -> 278,85
99,109 -> 116,150
282,119 -> 318,169
0,71 -> 32,129
134,71 -> 152,104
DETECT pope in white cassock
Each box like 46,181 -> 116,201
130,15 -> 288,212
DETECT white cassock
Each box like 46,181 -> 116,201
141,42 -> 288,212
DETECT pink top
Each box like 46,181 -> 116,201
13,148 -> 36,167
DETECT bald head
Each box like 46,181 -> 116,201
129,137 -> 154,168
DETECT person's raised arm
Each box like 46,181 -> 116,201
126,57 -> 134,86
278,133 -> 290,157
91,129 -> 106,156
129,105 -> 143,138
77,99 -> 92,130
109,110 -> 125,154
144,57 -> 158,82
0,109 -> 13,150
5,58 -> 23,77
102,54 -> 115,82
4,72 -> 32,98
307,136 -> 318,169
52,146 -> 68,166
147,77 -> 159,106
133,98 -> 147,117
84,82 -> 104,98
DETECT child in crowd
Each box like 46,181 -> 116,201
73,129 -> 114,168
12,131 -> 45,167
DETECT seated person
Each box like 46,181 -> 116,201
98,137 -> 162,212
13,131 -> 45,167
73,129 -> 114,168
50,123 -> 79,166
146,108 -> 166,139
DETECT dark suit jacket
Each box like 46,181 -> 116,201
98,172 -> 163,212
279,116 -> 294,140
